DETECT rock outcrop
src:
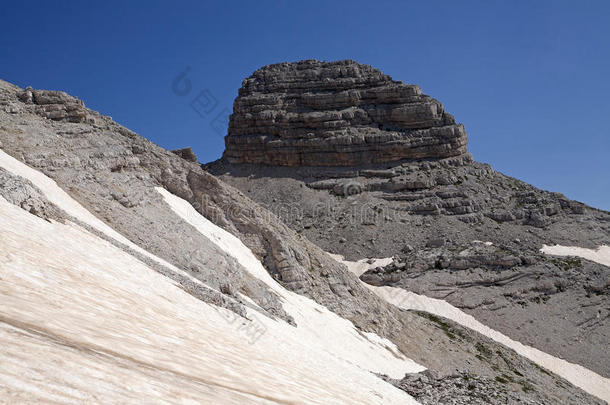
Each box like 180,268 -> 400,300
171,147 -> 198,162
207,60 -> 610,383
17,86 -> 92,123
224,60 -> 468,166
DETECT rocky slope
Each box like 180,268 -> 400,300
207,61 -> 610,387
0,74 -> 608,404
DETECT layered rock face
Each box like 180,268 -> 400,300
224,60 -> 468,166
17,86 -> 92,123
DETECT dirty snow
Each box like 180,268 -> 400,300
331,254 -> 610,403
0,148 -> 212,292
0,151 -> 421,403
541,244 -> 610,267
0,195 -> 420,404
157,187 -> 426,380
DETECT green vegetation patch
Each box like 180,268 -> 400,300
549,257 -> 582,271
414,311 -> 464,341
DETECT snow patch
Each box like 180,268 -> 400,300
156,187 -> 426,380
0,149 -> 209,292
541,244 -> 610,267
472,240 -> 494,246
0,197 -> 418,404
332,254 -> 610,403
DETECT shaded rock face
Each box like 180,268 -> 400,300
171,147 -> 198,162
224,60 -> 468,166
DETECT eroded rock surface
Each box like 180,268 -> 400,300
17,86 -> 93,123
224,59 -> 468,166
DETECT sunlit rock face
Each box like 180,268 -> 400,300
223,59 -> 468,166
17,87 -> 92,123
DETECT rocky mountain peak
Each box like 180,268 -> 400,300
1,73 -> 609,404
224,59 -> 468,166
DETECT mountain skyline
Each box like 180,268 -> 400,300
1,1 -> 609,209
1,2 -> 609,403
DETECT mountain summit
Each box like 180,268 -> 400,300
208,60 -> 610,393
224,59 -> 468,166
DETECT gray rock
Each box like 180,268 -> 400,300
171,147 -> 198,162
223,60 -> 468,166
1,76 -> 606,405
426,238 -> 445,248
18,87 -> 92,123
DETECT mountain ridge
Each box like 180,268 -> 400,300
1,73 -> 608,404
207,60 -> 610,382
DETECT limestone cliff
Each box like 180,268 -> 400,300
224,60 -> 468,166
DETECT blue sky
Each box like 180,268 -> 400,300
1,1 -> 609,209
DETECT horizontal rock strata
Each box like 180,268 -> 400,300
18,87 -> 92,123
223,60 -> 468,166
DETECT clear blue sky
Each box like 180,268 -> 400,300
1,1 -> 609,210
